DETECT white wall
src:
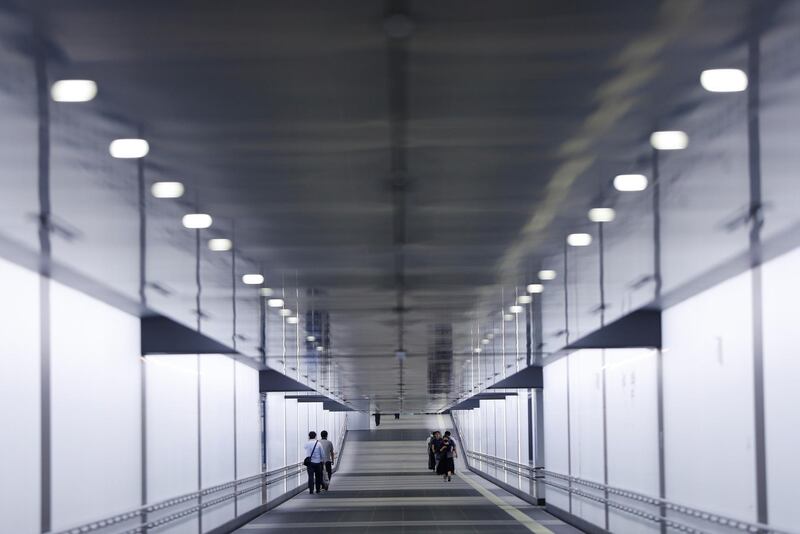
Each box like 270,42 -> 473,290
50,281 -> 142,531
347,411 -> 371,430
605,348 -> 659,533
662,270 -> 757,525
0,257 -> 274,534
0,258 -> 40,534
762,248 -> 800,530
199,354 -> 236,531
567,350 -> 605,526
543,358 -> 570,511
235,362 -> 262,513
146,355 -> 200,534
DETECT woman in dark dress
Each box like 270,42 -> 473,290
436,437 -> 457,481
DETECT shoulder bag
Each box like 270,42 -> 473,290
303,441 -> 318,467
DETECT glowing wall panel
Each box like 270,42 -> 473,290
0,258 -> 40,534
50,281 -> 141,530
235,362 -> 262,513
543,357 -> 570,510
605,348 -> 660,533
146,355 -> 199,534
762,248 -> 800,530
662,270 -> 756,525
567,350 -> 605,526
199,355 -> 235,531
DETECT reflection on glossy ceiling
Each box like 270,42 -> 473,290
0,0 -> 789,412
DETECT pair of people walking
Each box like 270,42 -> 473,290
427,430 -> 457,481
303,430 -> 335,494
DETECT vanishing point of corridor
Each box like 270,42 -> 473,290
239,416 -> 580,534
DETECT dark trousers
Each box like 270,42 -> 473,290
324,461 -> 332,480
428,451 -> 436,470
307,462 -> 323,493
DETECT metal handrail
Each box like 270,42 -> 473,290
47,419 -> 349,534
47,462 -> 306,534
453,420 -> 796,534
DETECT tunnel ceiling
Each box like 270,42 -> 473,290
27,0 -> 761,412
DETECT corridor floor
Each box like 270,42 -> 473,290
237,415 -> 583,534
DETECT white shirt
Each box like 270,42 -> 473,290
304,440 -> 324,463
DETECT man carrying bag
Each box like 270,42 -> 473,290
318,430 -> 335,491
304,431 -> 324,494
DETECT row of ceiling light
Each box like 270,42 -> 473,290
49,67 -> 746,357
473,68 -> 748,353
51,79 -> 303,325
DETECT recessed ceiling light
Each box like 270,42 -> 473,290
509,305 -> 524,314
650,130 -> 689,150
208,238 -> 232,251
109,138 -> 149,158
481,339 -> 490,345
260,287 -> 274,297
700,69 -> 748,92
517,295 -> 532,304
182,213 -> 212,229
503,313 -> 514,322
242,274 -> 264,285
567,233 -> 592,247
538,270 -> 557,281
287,316 -> 299,324
51,79 -> 97,102
267,298 -> 285,308
316,346 -> 324,352
306,335 -> 316,342
151,181 -> 184,199
279,308 -> 293,317
613,174 -> 648,192
588,207 -> 616,223
527,283 -> 544,294
474,347 -> 482,353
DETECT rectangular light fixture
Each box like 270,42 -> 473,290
526,284 -> 543,294
51,79 -> 97,102
700,69 -> 747,92
208,238 -> 232,251
109,138 -> 149,158
567,233 -> 592,247
538,270 -> 556,280
650,131 -> 688,151
613,174 -> 648,192
267,298 -> 285,308
182,213 -> 212,229
242,274 -> 264,285
151,181 -> 184,199
588,208 -> 616,222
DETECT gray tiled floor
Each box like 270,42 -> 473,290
237,415 -> 584,534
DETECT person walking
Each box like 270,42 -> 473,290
319,430 -> 336,489
426,431 -> 437,471
436,435 -> 457,481
430,431 -> 443,474
304,431 -> 324,494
